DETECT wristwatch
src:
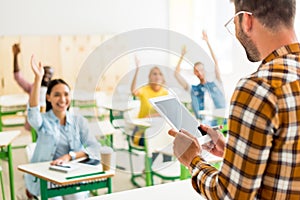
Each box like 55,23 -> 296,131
69,151 -> 76,160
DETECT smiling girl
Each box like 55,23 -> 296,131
25,55 -> 100,199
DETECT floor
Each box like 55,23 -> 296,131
1,125 -> 174,200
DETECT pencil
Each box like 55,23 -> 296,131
65,171 -> 105,180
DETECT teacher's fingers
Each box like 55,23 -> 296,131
168,129 -> 178,137
180,129 -> 197,139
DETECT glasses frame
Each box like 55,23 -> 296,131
224,11 -> 253,35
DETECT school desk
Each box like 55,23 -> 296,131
18,161 -> 114,200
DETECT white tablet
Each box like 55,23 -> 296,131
149,95 -> 211,144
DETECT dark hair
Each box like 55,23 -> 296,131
43,66 -> 53,71
46,79 -> 70,112
234,0 -> 296,30
41,66 -> 54,87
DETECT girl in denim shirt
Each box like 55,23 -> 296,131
25,55 -> 101,200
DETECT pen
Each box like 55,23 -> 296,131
65,171 -> 105,180
56,165 -> 71,168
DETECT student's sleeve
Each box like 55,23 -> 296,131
14,71 -> 33,94
27,105 -> 43,130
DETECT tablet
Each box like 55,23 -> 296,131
149,95 -> 211,144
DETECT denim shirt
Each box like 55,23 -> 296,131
25,106 -> 100,196
191,81 -> 225,119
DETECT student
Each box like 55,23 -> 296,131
12,44 -> 54,130
130,55 -> 168,146
169,0 -> 300,199
174,31 -> 226,123
25,55 -> 100,200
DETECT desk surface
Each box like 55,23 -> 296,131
0,93 -> 28,107
18,161 -> 114,185
87,179 -> 203,200
125,117 -> 152,127
0,130 -> 21,147
100,100 -> 140,112
88,120 -> 119,136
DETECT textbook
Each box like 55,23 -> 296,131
49,164 -> 79,173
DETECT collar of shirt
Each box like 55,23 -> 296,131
47,109 -> 73,126
262,43 -> 300,64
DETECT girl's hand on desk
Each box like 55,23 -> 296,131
50,154 -> 71,165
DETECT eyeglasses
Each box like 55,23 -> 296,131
224,11 -> 253,35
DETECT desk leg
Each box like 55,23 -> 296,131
180,164 -> 190,180
145,156 -> 153,186
109,109 -> 113,123
107,177 -> 112,193
7,144 -> 15,200
40,179 -> 48,200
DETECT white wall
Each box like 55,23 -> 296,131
0,0 -> 169,35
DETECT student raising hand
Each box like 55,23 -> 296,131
31,55 -> 44,80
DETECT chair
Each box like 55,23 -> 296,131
125,117 -> 181,187
71,90 -> 104,121
25,143 -> 37,162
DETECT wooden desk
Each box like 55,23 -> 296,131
0,94 -> 28,131
87,179 -> 203,200
0,130 -> 21,200
18,161 -> 114,200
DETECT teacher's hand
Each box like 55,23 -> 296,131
168,129 -> 201,167
200,124 -> 226,157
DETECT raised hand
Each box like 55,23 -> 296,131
202,30 -> 208,42
134,54 -> 140,69
181,45 -> 187,56
30,55 -> 44,80
12,43 -> 21,55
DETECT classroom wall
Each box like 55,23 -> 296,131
0,0 -> 170,95
0,0 -> 169,35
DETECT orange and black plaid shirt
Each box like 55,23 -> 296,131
191,43 -> 300,199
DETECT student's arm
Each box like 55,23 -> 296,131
12,44 -> 33,93
27,55 -> 44,130
202,31 -> 222,83
131,55 -> 140,96
51,151 -> 88,165
29,55 -> 44,107
174,46 -> 189,91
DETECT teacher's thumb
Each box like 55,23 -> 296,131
168,129 -> 178,137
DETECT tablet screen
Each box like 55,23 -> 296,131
149,95 -> 201,138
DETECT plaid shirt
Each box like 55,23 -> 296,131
192,43 -> 300,199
